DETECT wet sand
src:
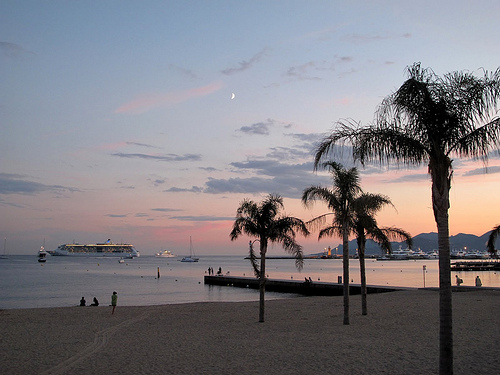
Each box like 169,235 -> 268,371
1,289 -> 499,375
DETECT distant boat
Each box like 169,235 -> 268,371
0,237 -> 8,260
155,250 -> 176,258
180,237 -> 199,263
38,246 -> 48,262
377,246 -> 411,261
427,250 -> 439,259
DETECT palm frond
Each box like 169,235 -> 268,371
305,213 -> 336,232
302,186 -> 339,210
486,224 -> 500,257
313,121 -> 360,170
318,225 -> 342,240
248,240 -> 261,278
380,227 -> 413,249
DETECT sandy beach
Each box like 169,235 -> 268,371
1,289 -> 499,375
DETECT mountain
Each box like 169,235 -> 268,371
333,231 -> 492,256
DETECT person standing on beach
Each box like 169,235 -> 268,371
111,291 -> 117,314
475,276 -> 482,287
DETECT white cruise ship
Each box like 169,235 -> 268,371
52,240 -> 140,258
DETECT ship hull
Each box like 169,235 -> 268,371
53,243 -> 140,258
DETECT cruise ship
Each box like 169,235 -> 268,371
52,240 -> 140,258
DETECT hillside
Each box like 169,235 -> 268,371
332,231 -> 492,256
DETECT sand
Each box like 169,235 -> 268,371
1,289 -> 499,375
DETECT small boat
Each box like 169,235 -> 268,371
38,246 -> 48,262
408,248 -> 428,259
0,237 -> 8,260
464,251 -> 489,259
118,258 -> 124,263
377,246 -> 411,261
427,250 -> 439,259
180,237 -> 199,262
155,250 -> 176,258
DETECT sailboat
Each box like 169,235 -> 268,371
0,237 -> 8,260
180,237 -> 199,262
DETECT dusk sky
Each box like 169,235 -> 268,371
2,1 -> 500,256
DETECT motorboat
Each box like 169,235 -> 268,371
38,246 -> 47,262
155,250 -> 176,258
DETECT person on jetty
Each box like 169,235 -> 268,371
90,297 -> 99,306
455,275 -> 463,286
79,297 -> 86,306
475,276 -> 482,287
111,291 -> 117,314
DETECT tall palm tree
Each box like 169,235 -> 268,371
313,63 -> 500,374
352,193 -> 412,315
302,161 -> 362,325
486,224 -> 500,258
230,194 -> 309,323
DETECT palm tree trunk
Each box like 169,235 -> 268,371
359,239 -> 367,315
259,243 -> 267,323
431,160 -> 453,375
342,222 -> 350,325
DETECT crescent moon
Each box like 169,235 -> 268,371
231,93 -> 235,99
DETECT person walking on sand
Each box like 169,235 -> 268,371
111,291 -> 117,314
455,275 -> 463,286
475,276 -> 482,287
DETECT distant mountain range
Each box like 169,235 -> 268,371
333,231 -> 492,256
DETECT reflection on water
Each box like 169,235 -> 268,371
0,255 -> 498,309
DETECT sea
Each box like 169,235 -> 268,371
1,255 -> 499,309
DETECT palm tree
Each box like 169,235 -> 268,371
302,161 -> 362,325
230,194 -> 309,322
313,63 -> 500,374
486,224 -> 500,258
352,193 -> 412,315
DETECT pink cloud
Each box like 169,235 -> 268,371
338,97 -> 353,106
115,81 -> 224,114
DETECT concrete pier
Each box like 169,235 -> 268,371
204,275 -> 404,296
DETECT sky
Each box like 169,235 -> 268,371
2,1 -> 500,256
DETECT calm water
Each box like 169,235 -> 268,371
1,255 -> 498,309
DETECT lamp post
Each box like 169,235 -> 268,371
423,265 -> 427,288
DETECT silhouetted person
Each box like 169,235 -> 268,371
90,297 -> 99,306
80,297 -> 86,306
475,276 -> 482,287
111,291 -> 117,314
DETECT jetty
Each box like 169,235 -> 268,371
204,275 -> 404,296
451,261 -> 500,271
